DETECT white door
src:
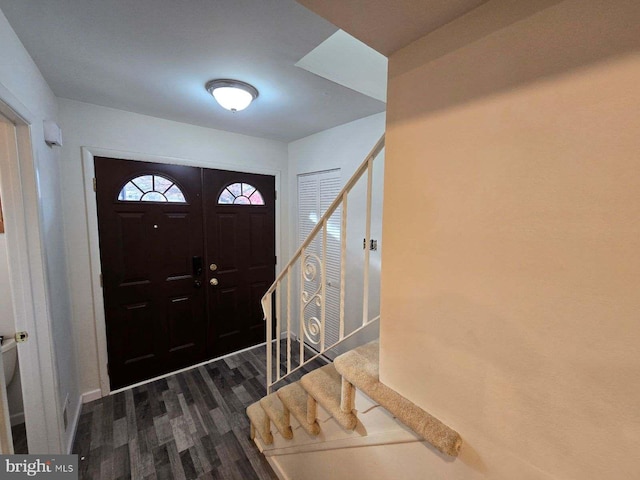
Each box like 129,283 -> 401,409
0,105 -> 60,454
0,115 -> 16,453
297,169 -> 341,350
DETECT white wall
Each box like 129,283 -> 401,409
381,1 -> 640,478
57,98 -> 289,397
288,113 -> 385,354
0,8 -> 78,452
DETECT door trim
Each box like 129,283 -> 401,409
0,84 -> 64,453
81,146 -> 282,396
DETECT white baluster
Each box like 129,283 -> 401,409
299,250 -> 305,366
275,282 -> 281,381
340,192 -> 348,340
363,157 -> 373,326
287,267 -> 292,374
321,219 -> 327,352
265,294 -> 273,394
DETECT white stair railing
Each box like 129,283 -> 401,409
262,135 -> 385,394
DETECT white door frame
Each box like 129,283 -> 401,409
0,83 -> 63,453
81,146 -> 282,396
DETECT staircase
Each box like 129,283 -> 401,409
248,135 -> 462,473
247,340 -> 462,458
261,135 -> 386,396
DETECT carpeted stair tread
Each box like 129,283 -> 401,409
260,392 -> 293,439
277,382 -> 321,436
334,340 -> 462,457
301,363 -> 358,430
246,401 -> 273,445
342,340 -> 380,376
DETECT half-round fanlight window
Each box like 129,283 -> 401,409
217,182 -> 265,205
118,174 -> 186,203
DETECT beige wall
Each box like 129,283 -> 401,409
380,1 -> 640,479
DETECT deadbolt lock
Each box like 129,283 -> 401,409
210,278 -> 219,286
15,331 -> 29,343
210,263 -> 218,271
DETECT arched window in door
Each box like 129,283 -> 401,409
117,174 -> 187,203
217,182 -> 265,205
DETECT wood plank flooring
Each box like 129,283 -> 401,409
73,341 -> 325,480
11,422 -> 27,454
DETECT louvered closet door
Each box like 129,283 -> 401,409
298,169 -> 341,350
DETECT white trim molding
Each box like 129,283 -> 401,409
80,389 -> 102,404
0,84 -> 64,453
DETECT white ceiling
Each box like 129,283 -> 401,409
296,0 -> 489,56
0,0 -> 386,142
296,30 -> 387,103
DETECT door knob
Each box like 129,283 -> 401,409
210,278 -> 219,286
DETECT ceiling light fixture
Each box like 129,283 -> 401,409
205,79 -> 259,112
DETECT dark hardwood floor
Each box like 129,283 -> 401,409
73,341 -> 325,480
11,422 -> 27,454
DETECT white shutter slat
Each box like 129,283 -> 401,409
319,175 -> 341,348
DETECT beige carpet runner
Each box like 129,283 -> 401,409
335,341 -> 462,456
247,340 -> 462,457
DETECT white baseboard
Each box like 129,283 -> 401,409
267,456 -> 290,480
66,396 -> 83,454
109,341 -> 270,395
81,389 -> 102,404
287,333 -> 333,364
264,429 -> 420,457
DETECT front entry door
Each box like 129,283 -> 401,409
204,169 -> 276,356
95,157 -> 275,389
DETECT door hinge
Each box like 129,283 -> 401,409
106,363 -> 110,377
275,255 -> 277,265
274,190 -> 277,200
99,273 -> 103,287
93,177 -> 97,192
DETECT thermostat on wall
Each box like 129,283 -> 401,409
43,120 -> 63,147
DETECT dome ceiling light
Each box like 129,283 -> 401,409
205,79 -> 259,112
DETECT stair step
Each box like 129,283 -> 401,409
277,382 -> 320,436
260,392 -> 293,440
340,339 -> 380,375
334,340 -> 462,457
301,364 -> 358,430
246,401 -> 273,445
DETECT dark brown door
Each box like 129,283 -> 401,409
203,170 -> 276,356
95,157 -> 275,389
95,158 -> 207,389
